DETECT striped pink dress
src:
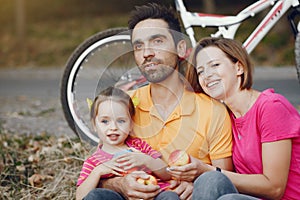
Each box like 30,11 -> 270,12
77,137 -> 165,188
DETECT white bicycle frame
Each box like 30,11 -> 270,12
176,0 -> 300,53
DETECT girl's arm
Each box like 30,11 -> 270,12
144,154 -> 172,181
76,160 -> 125,200
116,152 -> 172,181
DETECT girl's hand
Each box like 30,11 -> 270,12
115,152 -> 150,171
95,158 -> 126,176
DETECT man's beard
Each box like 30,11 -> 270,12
140,58 -> 176,83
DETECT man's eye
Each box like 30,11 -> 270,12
134,44 -> 143,50
153,38 -> 163,45
152,38 -> 164,45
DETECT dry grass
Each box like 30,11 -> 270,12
0,126 -> 93,199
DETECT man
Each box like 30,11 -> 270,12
84,3 -> 233,200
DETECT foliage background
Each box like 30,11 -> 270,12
0,0 -> 296,68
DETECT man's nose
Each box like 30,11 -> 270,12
143,46 -> 155,59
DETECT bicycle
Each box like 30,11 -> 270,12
60,0 -> 300,145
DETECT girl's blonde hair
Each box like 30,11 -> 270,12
90,86 -> 135,127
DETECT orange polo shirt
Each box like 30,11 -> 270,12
130,85 -> 232,164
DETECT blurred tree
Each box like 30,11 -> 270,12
15,0 -> 25,43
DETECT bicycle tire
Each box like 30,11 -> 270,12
295,32 -> 300,85
60,27 -> 143,145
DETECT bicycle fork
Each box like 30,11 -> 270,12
288,6 -> 300,38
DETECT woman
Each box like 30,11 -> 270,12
185,37 -> 300,200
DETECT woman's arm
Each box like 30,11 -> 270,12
169,140 -> 291,199
223,139 -> 291,200
211,156 -> 234,171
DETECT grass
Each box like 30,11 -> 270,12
0,125 -> 94,199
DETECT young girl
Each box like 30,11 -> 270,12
185,37 -> 300,200
76,86 -> 177,200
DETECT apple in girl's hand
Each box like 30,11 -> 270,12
168,149 -> 190,166
137,175 -> 157,185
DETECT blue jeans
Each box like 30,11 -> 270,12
83,188 -> 179,200
83,188 -> 124,200
192,171 -> 259,200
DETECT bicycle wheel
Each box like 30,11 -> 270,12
295,32 -> 300,85
60,27 -> 146,145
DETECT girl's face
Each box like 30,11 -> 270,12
94,100 -> 132,147
195,46 -> 243,101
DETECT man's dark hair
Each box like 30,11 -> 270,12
128,3 -> 182,44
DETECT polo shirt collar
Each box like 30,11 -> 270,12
137,84 -> 195,116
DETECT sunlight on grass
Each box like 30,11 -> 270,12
0,126 -> 93,199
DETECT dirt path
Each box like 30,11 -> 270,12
0,66 -> 299,138
0,96 -> 75,137
0,67 -> 75,137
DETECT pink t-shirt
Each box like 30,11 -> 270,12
231,89 -> 300,199
77,137 -> 169,189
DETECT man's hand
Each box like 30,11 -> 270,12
118,171 -> 161,200
168,180 -> 193,200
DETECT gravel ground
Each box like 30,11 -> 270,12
0,67 -> 76,138
0,95 -> 75,137
0,66 -> 299,139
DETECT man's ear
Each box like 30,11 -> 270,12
177,40 -> 187,58
235,61 -> 244,76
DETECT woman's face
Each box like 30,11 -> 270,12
94,100 -> 132,147
195,46 -> 242,101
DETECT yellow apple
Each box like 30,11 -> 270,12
137,174 -> 157,185
168,149 -> 190,166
